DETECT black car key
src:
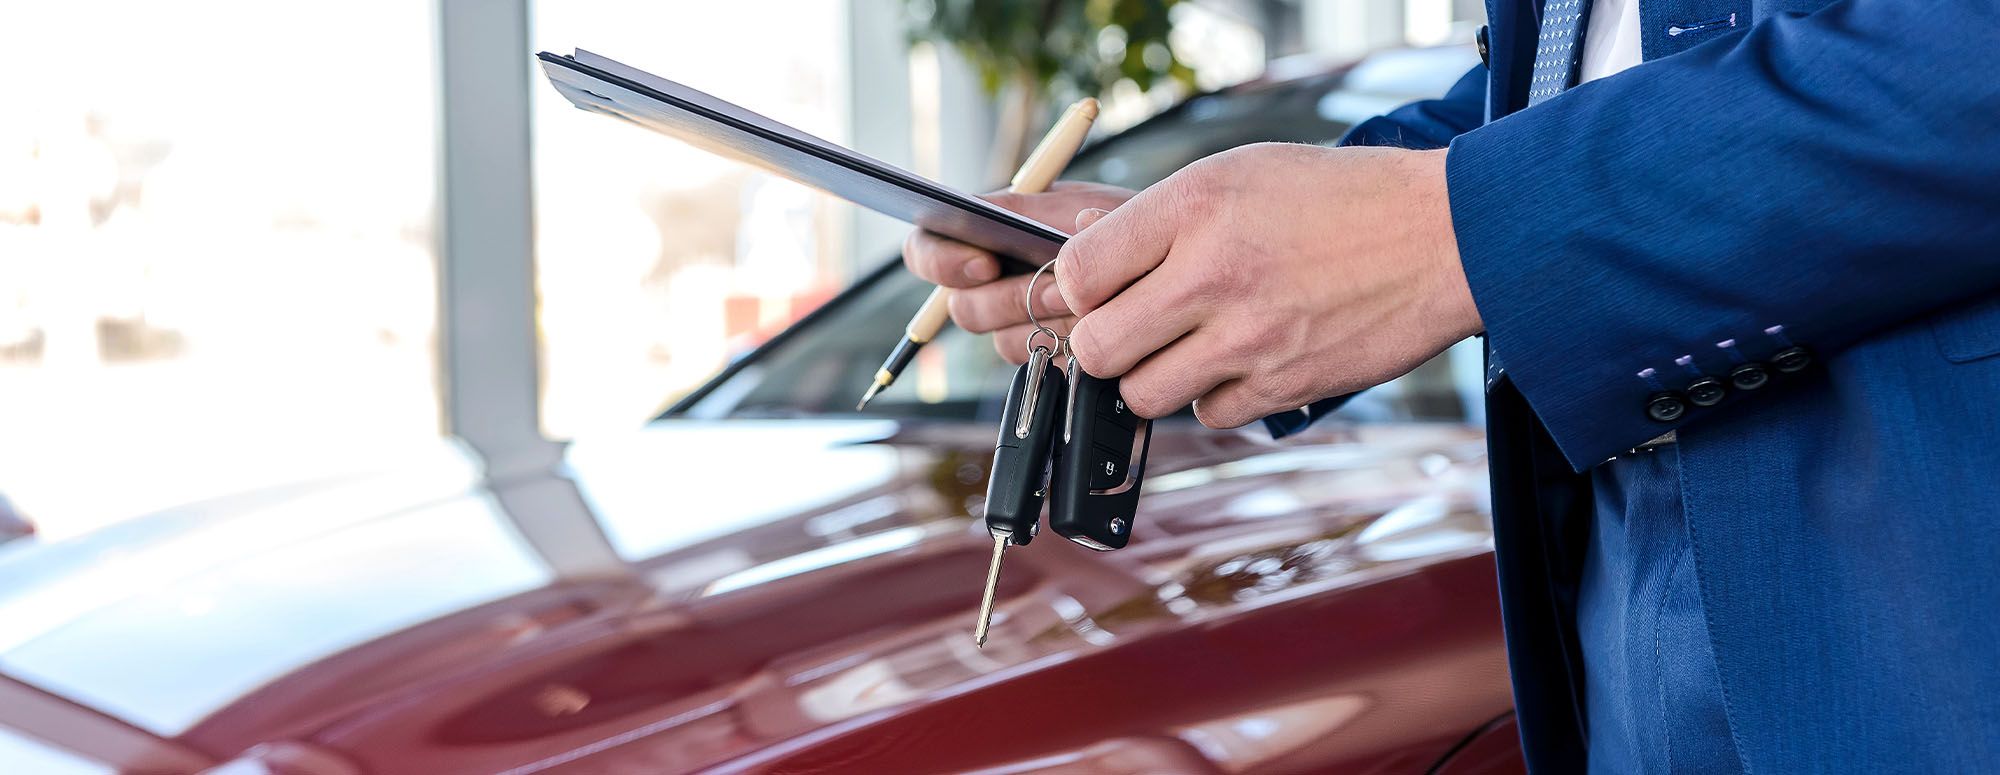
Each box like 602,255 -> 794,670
1049,360 -> 1151,551
973,343 -> 1066,645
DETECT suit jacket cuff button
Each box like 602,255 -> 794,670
1730,363 -> 1771,390
1772,346 -> 1812,373
1647,392 -> 1689,422
1686,377 -> 1726,407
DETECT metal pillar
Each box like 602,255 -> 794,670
843,0 -> 919,272
434,0 -> 625,579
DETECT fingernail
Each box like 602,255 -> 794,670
1075,208 -> 1111,230
965,258 -> 999,282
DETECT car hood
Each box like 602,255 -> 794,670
0,418 -> 1498,774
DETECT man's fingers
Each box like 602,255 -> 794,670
908,182 -> 1139,289
1192,378 -> 1285,430
984,182 -> 1133,233
990,317 -> 1076,365
1116,333 -> 1239,419
946,272 -> 1071,334
903,230 -> 1000,288
1054,181 -> 1186,316
1065,264 -> 1204,378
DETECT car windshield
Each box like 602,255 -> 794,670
675,266 -> 1012,420
672,258 -> 1476,423
671,52 -> 1482,425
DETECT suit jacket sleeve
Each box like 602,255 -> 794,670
1265,64 -> 1491,438
1343,64 -> 1491,149
1448,0 -> 2000,469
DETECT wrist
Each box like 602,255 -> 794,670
1410,149 -> 1482,340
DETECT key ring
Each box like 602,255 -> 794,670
1024,259 -> 1067,358
1025,326 -> 1062,357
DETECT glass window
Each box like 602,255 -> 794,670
532,1 -> 856,438
0,2 -> 440,541
676,268 -> 1011,421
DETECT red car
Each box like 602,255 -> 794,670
0,46 -> 1520,774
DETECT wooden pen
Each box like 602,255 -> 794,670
857,97 -> 1099,410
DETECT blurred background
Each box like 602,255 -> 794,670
0,0 -> 1480,543
0,2 -> 1502,771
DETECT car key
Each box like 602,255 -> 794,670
973,340 -> 1066,646
1049,360 -> 1152,551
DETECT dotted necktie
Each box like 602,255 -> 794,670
1527,0 -> 1592,105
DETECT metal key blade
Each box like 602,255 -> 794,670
973,532 -> 1008,647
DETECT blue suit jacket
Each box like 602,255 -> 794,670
1335,0 -> 2000,770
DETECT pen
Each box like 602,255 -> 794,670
857,97 -> 1099,410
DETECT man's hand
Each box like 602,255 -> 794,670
902,181 -> 1136,363
1055,143 -> 1482,429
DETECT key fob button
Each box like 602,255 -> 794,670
1051,365 -> 1149,551
1100,391 -> 1137,429
1092,415 -> 1134,453
1088,444 -> 1128,489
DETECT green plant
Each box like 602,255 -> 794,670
903,0 -> 1199,176
903,0 -> 1198,100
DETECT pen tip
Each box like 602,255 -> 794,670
855,383 -> 884,411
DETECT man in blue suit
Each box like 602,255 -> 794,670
907,0 -> 2000,770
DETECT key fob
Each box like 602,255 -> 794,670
1049,358 -> 1151,550
984,346 -> 1066,545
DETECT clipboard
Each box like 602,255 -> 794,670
538,49 -> 1063,274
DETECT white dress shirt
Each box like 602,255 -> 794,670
1578,0 -> 1644,82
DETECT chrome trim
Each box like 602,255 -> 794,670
1070,534 -> 1115,552
1014,347 -> 1053,439
1092,419 -> 1150,496
1061,356 -> 1081,444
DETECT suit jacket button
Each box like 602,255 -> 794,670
1772,346 -> 1811,373
1476,25 -> 1491,67
1730,363 -> 1770,390
1647,392 -> 1688,422
1686,377 -> 1726,406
